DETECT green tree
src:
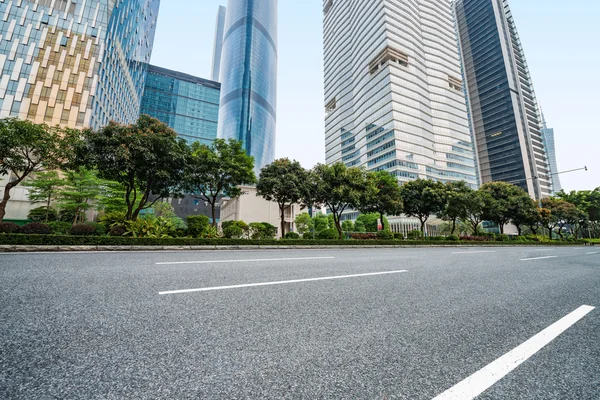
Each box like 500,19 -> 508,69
314,213 -> 330,234
257,158 -> 308,237
357,170 -> 402,231
185,138 -> 256,227
356,213 -> 389,232
480,182 -> 528,234
308,163 -> 367,239
463,190 -> 491,235
56,167 -> 102,224
354,220 -> 366,233
509,192 -> 539,236
78,115 -> 188,221
294,212 -> 314,235
400,179 -> 447,234
26,170 -> 62,222
0,119 -> 66,222
341,220 -> 354,232
540,197 -> 572,240
439,181 -> 473,235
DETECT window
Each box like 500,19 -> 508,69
369,46 -> 409,75
325,97 -> 336,114
323,0 -> 333,15
448,76 -> 463,91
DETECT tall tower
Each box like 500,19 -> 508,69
540,112 -> 562,194
217,0 -> 278,174
323,0 -> 478,188
211,6 -> 227,82
455,0 -> 551,199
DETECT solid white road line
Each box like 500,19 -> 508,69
155,256 -> 335,265
520,256 -> 558,261
432,305 -> 595,400
158,269 -> 408,295
452,251 -> 496,254
586,252 -> 599,255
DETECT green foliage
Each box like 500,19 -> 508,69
479,182 -> 530,234
357,170 -> 403,231
185,138 -> 256,226
376,230 -> 394,240
317,228 -> 339,240
439,181 -> 473,235
314,214 -> 330,233
70,224 -> 96,236
284,232 -> 301,239
495,234 -> 510,242
248,222 -> 277,240
58,208 -> 86,223
99,211 -> 127,228
86,222 -> 106,236
20,222 -> 52,235
354,220 -> 366,233
27,206 -> 58,223
400,179 -> 447,232
341,220 -> 354,232
26,171 -> 62,218
46,221 -> 72,235
463,190 -> 491,235
109,225 -> 127,237
406,230 -> 424,240
124,217 -> 175,238
56,167 -> 102,224
446,234 -> 460,241
187,215 -> 211,238
294,212 -> 314,235
222,220 -> 249,239
257,158 -> 309,236
356,213 -> 389,233
0,222 -> 21,233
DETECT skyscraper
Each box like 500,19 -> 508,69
323,0 -> 478,188
541,112 -> 562,194
140,65 -> 220,145
211,6 -> 227,82
0,0 -> 160,130
455,0 -> 551,199
217,0 -> 277,173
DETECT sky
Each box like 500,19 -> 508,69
150,0 -> 600,192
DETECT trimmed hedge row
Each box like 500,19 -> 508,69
0,234 -> 591,247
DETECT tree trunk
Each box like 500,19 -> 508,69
334,213 -> 343,239
499,223 -> 504,234
380,211 -> 386,231
516,225 -> 522,236
451,218 -> 457,235
0,181 -> 18,222
211,203 -> 217,228
420,218 -> 426,236
548,227 -> 553,240
280,205 -> 286,239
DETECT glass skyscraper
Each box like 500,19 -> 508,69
140,65 -> 220,145
0,0 -> 159,130
323,0 -> 478,188
455,0 -> 551,199
211,5 -> 227,82
217,0 -> 277,173
541,113 -> 562,195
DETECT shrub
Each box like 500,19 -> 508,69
349,233 -> 378,240
99,211 -> 126,228
284,232 -> 301,239
20,222 -> 52,235
187,215 -> 211,238
495,234 -> 510,242
222,220 -> 248,239
406,230 -> 423,240
317,228 -> 339,240
27,206 -> 58,223
460,236 -> 492,242
124,217 -> 174,238
393,233 -> 405,240
0,222 -> 21,234
46,221 -> 72,235
446,234 -> 459,241
514,236 -> 529,242
70,224 -> 96,236
58,209 -> 86,223
109,225 -> 127,237
377,230 -> 394,240
426,236 -> 445,241
249,222 -> 278,240
86,222 -> 106,236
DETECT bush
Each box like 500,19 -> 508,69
249,222 -> 277,240
222,220 -> 248,239
27,206 -> 57,223
86,222 -> 106,236
406,230 -> 424,240
109,225 -> 127,237
349,233 -> 378,240
58,209 -> 86,223
495,234 -> 510,242
70,224 -> 96,236
426,236 -> 445,241
376,230 -> 394,240
99,211 -> 126,228
446,234 -> 459,241
284,232 -> 300,239
514,236 -> 529,242
187,215 -> 211,238
20,222 -> 52,235
317,228 -> 339,240
393,233 -> 405,240
0,222 -> 21,234
460,236 -> 492,242
46,221 -> 72,235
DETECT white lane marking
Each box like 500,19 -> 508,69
520,256 -> 558,261
432,305 -> 595,400
586,252 -> 599,255
159,269 -> 408,295
451,251 -> 496,254
155,256 -> 335,265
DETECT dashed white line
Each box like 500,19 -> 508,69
586,252 -> 599,255
155,256 -> 335,265
520,256 -> 558,261
159,269 -> 408,295
452,251 -> 497,254
432,305 -> 595,400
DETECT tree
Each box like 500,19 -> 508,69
400,179 -> 447,234
78,115 -> 189,221
26,171 -> 62,222
185,138 -> 256,227
0,119 -> 65,222
341,220 -> 354,232
463,190 -> 491,235
509,193 -> 539,236
56,167 -> 102,224
308,163 -> 367,239
257,158 -> 308,237
294,212 -> 314,235
439,181 -> 472,235
356,213 -> 389,232
357,171 -> 402,231
480,182 -> 528,234
540,197 -> 572,240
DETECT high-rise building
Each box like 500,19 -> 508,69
455,0 -> 551,199
540,112 -> 562,194
323,0 -> 478,188
0,0 -> 159,130
217,0 -> 277,173
211,5 -> 227,82
140,65 -> 220,145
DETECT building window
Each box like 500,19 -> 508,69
369,46 -> 409,75
325,97 -> 336,114
323,0 -> 333,15
448,76 -> 463,91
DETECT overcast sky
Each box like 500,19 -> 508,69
150,0 -> 600,191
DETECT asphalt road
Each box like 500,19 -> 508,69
1,247 -> 599,399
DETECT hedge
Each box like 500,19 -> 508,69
0,234 -> 591,247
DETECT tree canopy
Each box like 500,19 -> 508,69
400,179 -> 447,233
357,170 -> 402,231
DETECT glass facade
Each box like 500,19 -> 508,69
217,0 -> 277,174
323,0 -> 478,189
211,5 -> 227,82
541,113 -> 562,194
0,0 -> 159,129
455,0 -> 551,198
140,65 -> 220,145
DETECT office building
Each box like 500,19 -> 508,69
0,0 -> 159,221
541,113 -> 562,194
217,0 -> 278,173
211,5 -> 227,82
323,0 -> 478,188
455,0 -> 551,199
140,65 -> 220,145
